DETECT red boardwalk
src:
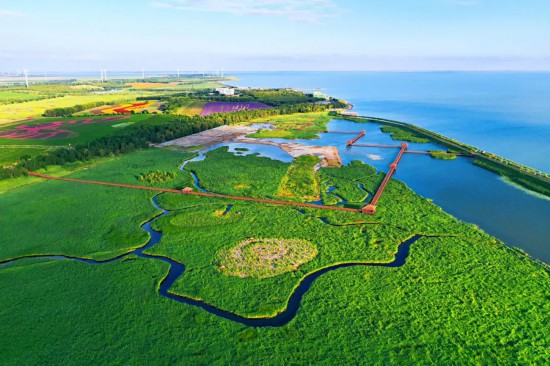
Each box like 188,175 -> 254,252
362,142 -> 408,215
27,172 -> 361,214
346,130 -> 366,146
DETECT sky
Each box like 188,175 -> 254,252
0,0 -> 549,72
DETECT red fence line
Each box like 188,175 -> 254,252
28,172 -> 362,214
353,143 -> 399,148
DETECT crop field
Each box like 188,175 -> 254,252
0,115 -> 152,146
87,101 -> 156,114
0,145 -> 549,364
175,99 -> 206,116
0,93 -> 140,125
0,91 -> 44,104
247,111 -> 332,139
0,146 -> 48,167
200,101 -> 271,116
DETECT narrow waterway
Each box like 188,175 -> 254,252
1,195 -> 422,327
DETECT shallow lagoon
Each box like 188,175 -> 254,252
212,119 -> 550,263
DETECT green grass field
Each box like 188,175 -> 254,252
276,155 -> 321,201
0,149 -> 194,261
0,93 -> 141,125
247,111 -> 332,139
0,91 -> 45,104
0,146 -> 49,166
0,146 -> 548,364
148,151 -> 497,316
185,146 -> 289,198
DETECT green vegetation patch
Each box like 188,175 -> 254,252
319,160 -> 379,204
429,150 -> 458,160
147,152 -> 483,316
0,146 -> 48,167
138,170 -> 178,184
0,148 -> 194,261
185,146 -> 288,198
474,158 -> 550,196
0,91 -> 44,104
247,111 -> 332,139
170,204 -> 242,227
277,155 -> 321,201
219,238 -> 318,279
380,125 -> 430,143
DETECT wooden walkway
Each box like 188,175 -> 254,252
28,172 -> 362,214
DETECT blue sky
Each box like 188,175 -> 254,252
0,0 -> 549,71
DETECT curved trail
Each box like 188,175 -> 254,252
1,194 -> 422,327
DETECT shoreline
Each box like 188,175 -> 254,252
335,112 -> 550,197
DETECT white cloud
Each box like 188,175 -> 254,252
0,8 -> 24,17
150,0 -> 339,23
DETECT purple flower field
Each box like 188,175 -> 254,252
200,102 -> 271,117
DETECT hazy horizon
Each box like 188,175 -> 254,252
1,0 -> 549,72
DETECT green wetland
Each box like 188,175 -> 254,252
0,82 -> 549,365
1,145 -> 549,364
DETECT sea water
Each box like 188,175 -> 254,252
230,72 -> 550,263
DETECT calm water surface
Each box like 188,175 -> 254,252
229,72 -> 550,263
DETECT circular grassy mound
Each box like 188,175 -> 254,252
219,238 -> 318,279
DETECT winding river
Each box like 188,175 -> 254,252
1,194 -> 422,327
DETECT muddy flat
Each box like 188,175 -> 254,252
156,125 -> 259,148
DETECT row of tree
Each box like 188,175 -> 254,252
1,101 -> 340,180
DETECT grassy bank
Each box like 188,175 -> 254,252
337,113 -> 550,197
474,157 -> 550,196
380,125 -> 429,143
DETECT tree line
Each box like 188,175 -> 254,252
0,101 -> 341,180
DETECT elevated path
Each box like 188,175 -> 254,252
346,130 -> 366,146
28,172 -> 362,214
362,142 -> 408,215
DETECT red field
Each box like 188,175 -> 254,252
0,116 -> 130,140
91,102 -> 153,115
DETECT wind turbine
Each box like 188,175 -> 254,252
23,69 -> 29,88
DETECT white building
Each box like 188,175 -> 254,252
216,87 -> 235,96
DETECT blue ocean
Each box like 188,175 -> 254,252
232,72 -> 550,262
